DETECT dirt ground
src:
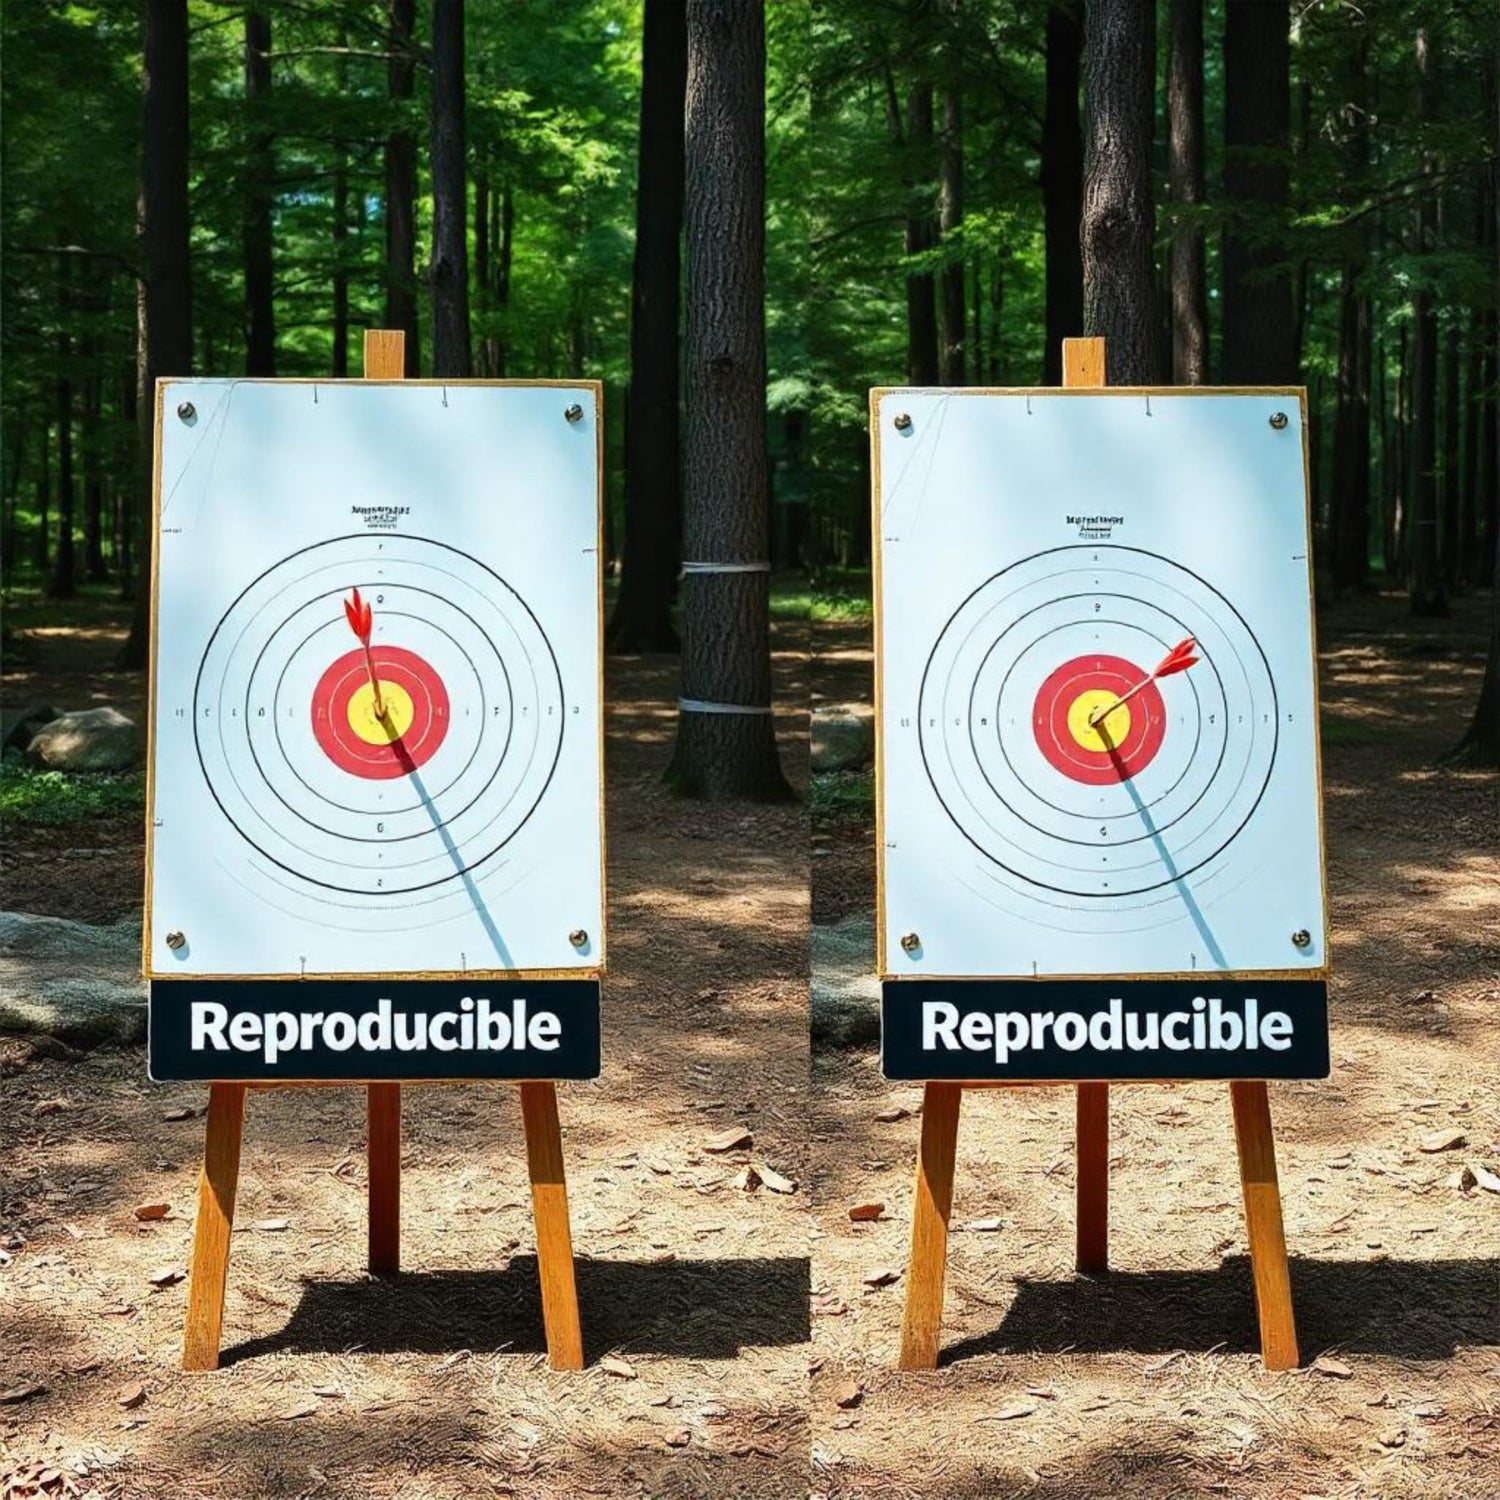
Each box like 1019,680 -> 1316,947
1,598 -> 812,1499
807,591 -> 1500,1500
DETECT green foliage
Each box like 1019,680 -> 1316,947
0,755 -> 144,827
809,769 -> 874,826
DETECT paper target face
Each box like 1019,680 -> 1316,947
876,390 -> 1327,978
148,380 -> 603,977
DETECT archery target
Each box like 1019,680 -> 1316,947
147,379 -> 603,978
875,389 -> 1327,978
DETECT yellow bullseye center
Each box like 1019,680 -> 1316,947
347,679 -> 415,744
1067,689 -> 1130,752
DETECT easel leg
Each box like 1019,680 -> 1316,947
519,1081 -> 584,1370
1230,1080 -> 1299,1371
368,1083 -> 401,1273
899,1082 -> 962,1370
1076,1082 -> 1109,1273
182,1083 -> 247,1371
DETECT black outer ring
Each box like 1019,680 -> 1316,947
916,545 -> 1279,898
192,534 -> 566,897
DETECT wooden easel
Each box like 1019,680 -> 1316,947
180,332 -> 585,1372
896,338 -> 1300,1373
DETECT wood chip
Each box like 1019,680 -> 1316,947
1464,1162 -> 1500,1194
148,1267 -> 185,1288
116,1381 -> 147,1410
1376,1426 -> 1407,1449
1313,1356 -> 1354,1379
599,1355 -> 637,1379
310,1384 -> 344,1399
862,1266 -> 902,1288
848,1202 -> 885,1222
1418,1128 -> 1467,1153
834,1380 -> 864,1409
966,1217 -> 1004,1233
873,1107 -> 910,1123
252,1218 -> 289,1233
278,1401 -> 320,1420
664,1429 -> 691,1448
0,1383 -> 47,1405
754,1162 -> 796,1194
985,1401 -> 1037,1421
730,1164 -> 760,1192
32,1098 -> 67,1117
133,1204 -> 170,1222
704,1127 -> 753,1153
161,1106 -> 200,1122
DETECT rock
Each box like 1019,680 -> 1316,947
1,703 -> 60,755
811,704 -> 875,772
0,912 -> 146,1047
811,914 -> 879,1050
26,707 -> 141,772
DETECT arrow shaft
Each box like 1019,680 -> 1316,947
360,639 -> 386,718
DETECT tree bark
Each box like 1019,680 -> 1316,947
666,0 -> 791,800
331,35 -> 350,377
609,0 -> 688,653
428,0 -> 471,378
384,0 -> 419,374
1165,0 -> 1207,384
49,255 -> 76,598
937,21 -> 964,385
1441,321 -> 1461,589
1408,28 -> 1446,617
243,5 -> 275,376
1042,2 -> 1084,383
1081,0 -> 1157,384
903,80 -> 939,386
121,0 -> 192,668
83,358 -> 107,581
1221,0 -> 1294,383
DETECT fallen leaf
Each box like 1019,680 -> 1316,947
0,1383 -> 47,1405
1313,1356 -> 1354,1379
704,1127 -> 753,1153
848,1202 -> 885,1222
834,1380 -> 864,1409
148,1267 -> 185,1288
754,1162 -> 796,1194
252,1218 -> 289,1233
32,1098 -> 67,1117
133,1204 -> 170,1222
599,1355 -> 637,1380
117,1381 -> 147,1410
862,1266 -> 902,1288
1418,1128 -> 1467,1153
873,1107 -> 910,1123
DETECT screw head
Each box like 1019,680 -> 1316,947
1291,929 -> 1311,949
893,412 -> 913,432
564,403 -> 584,424
1269,411 -> 1289,431
569,928 -> 588,949
176,402 -> 196,423
165,930 -> 187,951
900,932 -> 921,955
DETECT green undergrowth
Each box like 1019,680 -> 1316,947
0,755 -> 145,827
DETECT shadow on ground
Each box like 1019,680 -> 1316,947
223,1254 -> 811,1366
940,1254 -> 1500,1366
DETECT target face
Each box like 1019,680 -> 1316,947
876,390 -> 1327,978
147,380 -> 604,978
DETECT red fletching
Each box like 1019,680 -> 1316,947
1153,637 -> 1198,679
344,587 -> 372,644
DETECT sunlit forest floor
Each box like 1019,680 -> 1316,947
809,585 -> 1500,1499
1,595 -> 812,1499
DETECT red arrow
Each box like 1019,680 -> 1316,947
344,587 -> 387,719
1088,636 -> 1199,729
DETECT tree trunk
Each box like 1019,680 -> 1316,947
1042,2 -> 1084,383
429,0 -> 471,378
903,80 -> 939,386
121,0 -> 192,668
1408,28 -> 1446,617
1221,0 -> 1294,383
1081,0 -> 1157,384
937,44 -> 964,384
50,281 -> 76,598
666,0 -> 790,801
1166,0 -> 1207,384
34,419 -> 50,574
384,0 -> 419,374
331,35 -> 350,377
243,5 -> 275,376
609,0 -> 688,653
83,353 -> 107,581
1441,321 -> 1461,589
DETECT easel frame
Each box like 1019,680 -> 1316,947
168,331 -> 587,1371
881,338 -> 1306,1373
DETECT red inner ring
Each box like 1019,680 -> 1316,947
1032,653 -> 1166,785
311,645 -> 450,780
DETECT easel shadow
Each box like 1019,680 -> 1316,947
940,1255 -> 1500,1366
221,1255 -> 811,1367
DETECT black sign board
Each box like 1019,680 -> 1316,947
881,978 -> 1329,1082
149,978 -> 601,1082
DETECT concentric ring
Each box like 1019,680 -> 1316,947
1033,653 -> 1166,784
311,645 -> 450,779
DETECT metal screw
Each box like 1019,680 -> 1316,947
893,412 -> 913,432
165,931 -> 187,951
900,932 -> 921,954
1291,929 -> 1311,949
564,403 -> 584,424
1269,411 -> 1289,431
176,402 -> 196,423
569,928 -> 588,949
